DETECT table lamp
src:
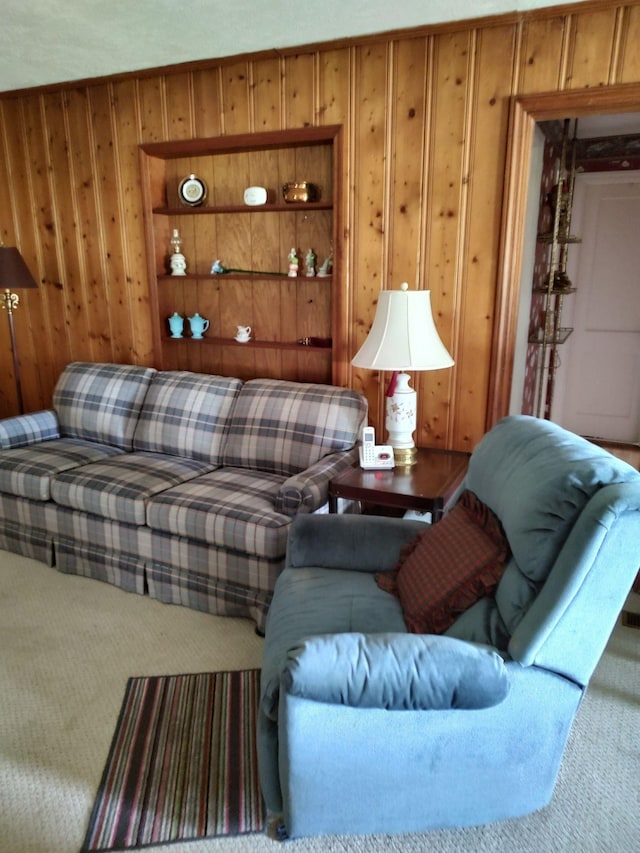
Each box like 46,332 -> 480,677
351,282 -> 454,465
0,245 -> 38,414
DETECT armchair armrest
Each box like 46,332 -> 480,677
0,409 -> 60,449
283,632 -> 509,711
275,447 -> 359,516
285,513 -> 426,573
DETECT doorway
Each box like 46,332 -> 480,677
489,83 -> 640,434
553,170 -> 640,442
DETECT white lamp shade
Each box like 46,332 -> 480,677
351,285 -> 454,371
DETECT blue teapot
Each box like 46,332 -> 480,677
188,312 -> 210,339
168,312 -> 184,338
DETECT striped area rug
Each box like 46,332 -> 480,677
82,669 -> 264,851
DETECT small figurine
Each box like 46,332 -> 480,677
305,248 -> 316,277
170,253 -> 187,276
170,228 -> 183,254
170,228 -> 187,275
168,312 -> 184,338
288,247 -> 299,277
317,250 -> 333,277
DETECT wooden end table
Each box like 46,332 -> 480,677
329,447 -> 470,522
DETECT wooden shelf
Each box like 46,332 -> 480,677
533,286 -> 576,294
536,232 -> 582,244
164,336 -> 332,352
139,125 -> 342,384
157,273 -> 333,282
529,327 -> 573,345
153,202 -> 333,215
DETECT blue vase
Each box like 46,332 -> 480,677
168,312 -> 184,338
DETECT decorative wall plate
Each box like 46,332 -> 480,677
178,174 -> 207,206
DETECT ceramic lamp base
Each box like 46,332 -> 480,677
386,372 -> 418,466
392,446 -> 418,466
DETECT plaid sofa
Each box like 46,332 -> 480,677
0,362 -> 367,630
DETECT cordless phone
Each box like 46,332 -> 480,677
358,427 -> 395,469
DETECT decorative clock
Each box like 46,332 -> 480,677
178,174 -> 207,207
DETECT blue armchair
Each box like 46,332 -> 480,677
257,415 -> 640,838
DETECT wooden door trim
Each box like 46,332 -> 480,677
487,82 -> 640,430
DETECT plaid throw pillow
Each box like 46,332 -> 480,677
375,490 -> 510,634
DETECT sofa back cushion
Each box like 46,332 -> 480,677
53,362 -> 156,451
447,415 -> 640,653
133,371 -> 242,464
222,379 -> 367,475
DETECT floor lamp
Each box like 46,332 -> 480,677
0,245 -> 38,414
351,282 -> 454,465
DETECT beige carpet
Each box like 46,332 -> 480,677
1,550 -> 638,853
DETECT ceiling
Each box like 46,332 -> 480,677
1,0 -> 595,93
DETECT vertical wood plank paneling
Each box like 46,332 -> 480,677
563,8 -> 618,88
192,68 -> 224,138
1,0 -> 640,441
0,97 -> 47,411
14,96 -> 58,409
318,48 -> 352,128
422,30 -> 472,447
317,49 -> 352,384
617,4 -> 640,81
283,53 -> 316,128
35,92 -> 76,385
448,23 -> 518,451
89,84 -> 132,364
386,37 -> 429,288
251,57 -> 282,132
138,77 -> 168,143
111,79 -> 155,364
43,92 -> 89,364
517,16 -> 566,94
0,102 -> 18,412
64,88 -> 114,363
350,42 -> 390,429
220,61 -> 252,135
164,72 -> 196,140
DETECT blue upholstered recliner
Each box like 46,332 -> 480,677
257,415 -> 640,838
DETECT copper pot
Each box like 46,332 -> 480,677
282,181 -> 319,203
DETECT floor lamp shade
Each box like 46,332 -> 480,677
0,246 -> 38,414
352,283 -> 454,464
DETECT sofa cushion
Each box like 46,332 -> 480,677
0,439 -> 123,501
0,410 -> 60,450
222,379 -> 367,475
133,371 -> 242,464
146,467 -> 293,558
376,491 -> 510,634
53,362 -> 156,450
50,452 -> 213,525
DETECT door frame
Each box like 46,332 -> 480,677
487,82 -> 640,430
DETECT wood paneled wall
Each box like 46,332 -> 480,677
1,0 -> 639,450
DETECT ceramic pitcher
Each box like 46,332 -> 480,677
235,325 -> 252,342
188,312 -> 209,339
168,312 -> 184,338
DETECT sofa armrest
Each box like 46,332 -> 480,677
285,513 -> 426,573
0,409 -> 60,449
283,632 -> 509,711
275,447 -> 359,516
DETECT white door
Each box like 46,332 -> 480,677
553,172 -> 640,442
